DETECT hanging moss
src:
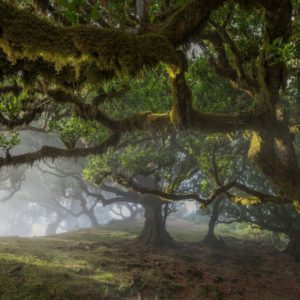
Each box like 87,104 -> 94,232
119,111 -> 171,133
294,201 -> 300,213
233,196 -> 261,206
248,131 -> 262,159
0,1 -> 180,79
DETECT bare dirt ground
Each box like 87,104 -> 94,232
93,237 -> 300,299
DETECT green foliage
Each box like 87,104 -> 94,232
0,132 -> 20,153
56,0 -> 113,25
49,117 -> 109,148
57,0 -> 86,24
209,2 -> 264,63
101,66 -> 171,119
0,91 -> 29,116
187,58 -> 249,113
266,38 -> 295,65
83,139 -> 177,182
54,0 -> 188,27
177,132 -> 245,197
83,151 -> 111,180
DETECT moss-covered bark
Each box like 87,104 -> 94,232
0,2 -> 180,77
167,60 -> 193,128
248,129 -> 300,203
0,133 -> 120,168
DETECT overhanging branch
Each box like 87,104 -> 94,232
0,134 -> 120,168
0,1 -> 180,76
101,172 -> 235,206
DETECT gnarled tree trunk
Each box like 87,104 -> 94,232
202,197 -> 225,247
138,196 -> 175,247
249,129 -> 300,203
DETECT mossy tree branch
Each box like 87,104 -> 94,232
47,90 -> 118,131
98,172 -> 236,207
0,106 -> 44,129
0,133 -> 120,168
233,181 -> 289,204
0,1 -> 264,135
0,1 -> 181,76
248,129 -> 300,203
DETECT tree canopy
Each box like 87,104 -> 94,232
0,0 -> 300,210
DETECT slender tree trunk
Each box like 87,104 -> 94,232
86,211 -> 99,228
45,214 -> 63,236
136,0 -> 146,30
202,197 -> 224,247
138,197 -> 175,247
285,232 -> 300,262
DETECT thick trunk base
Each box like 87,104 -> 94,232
137,227 -> 175,248
202,233 -> 225,248
137,201 -> 175,248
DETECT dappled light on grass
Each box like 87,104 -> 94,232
0,231 -> 135,299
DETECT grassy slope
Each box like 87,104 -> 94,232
0,220 -> 299,300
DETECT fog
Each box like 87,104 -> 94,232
0,129 -> 196,237
0,165 -> 101,236
0,131 -> 110,236
0,160 -> 199,237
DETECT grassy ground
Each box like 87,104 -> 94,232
0,220 -> 299,299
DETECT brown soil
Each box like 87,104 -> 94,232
95,237 -> 300,300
